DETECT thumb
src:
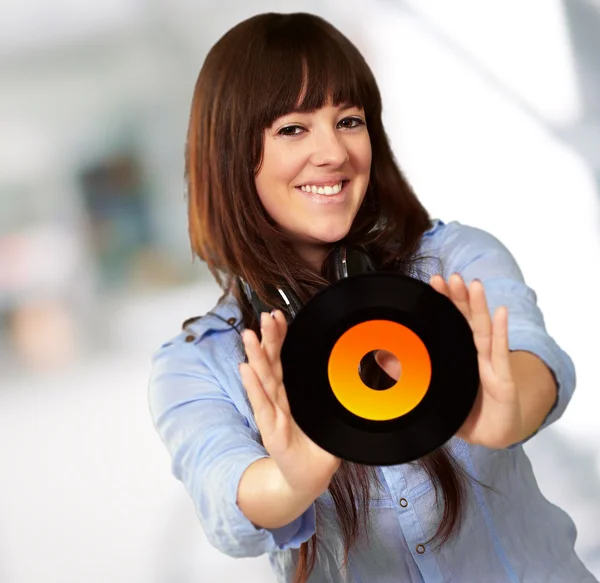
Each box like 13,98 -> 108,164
374,349 -> 401,381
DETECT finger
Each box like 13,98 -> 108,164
242,329 -> 281,403
375,349 -> 401,381
468,279 -> 492,359
270,310 -> 292,413
491,305 -> 512,383
260,311 -> 288,395
448,273 -> 472,324
259,312 -> 279,360
270,309 -> 288,354
260,310 -> 286,370
239,362 -> 275,428
429,274 -> 450,298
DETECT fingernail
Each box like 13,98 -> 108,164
270,310 -> 277,318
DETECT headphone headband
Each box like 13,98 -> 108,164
240,244 -> 375,324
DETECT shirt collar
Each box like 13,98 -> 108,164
182,292 -> 243,340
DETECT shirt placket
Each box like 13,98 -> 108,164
379,467 -> 446,583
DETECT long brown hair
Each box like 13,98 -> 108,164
185,12 -> 482,582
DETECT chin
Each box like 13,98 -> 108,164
312,225 -> 352,245
318,214 -> 356,236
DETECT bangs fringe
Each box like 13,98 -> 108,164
247,14 -> 368,128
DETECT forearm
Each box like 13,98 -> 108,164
511,350 -> 558,444
237,457 -> 321,529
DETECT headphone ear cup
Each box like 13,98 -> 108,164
249,289 -> 273,323
281,287 -> 303,321
332,245 -> 346,280
240,278 -> 305,325
267,285 -> 304,324
346,247 -> 376,275
333,245 -> 376,280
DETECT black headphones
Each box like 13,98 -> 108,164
239,245 -> 376,324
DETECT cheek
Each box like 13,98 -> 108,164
256,144 -> 303,195
351,137 -> 372,176
255,160 -> 296,219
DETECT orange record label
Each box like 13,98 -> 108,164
328,320 -> 431,421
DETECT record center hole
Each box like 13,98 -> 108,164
358,350 -> 401,391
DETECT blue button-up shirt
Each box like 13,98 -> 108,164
148,219 -> 597,582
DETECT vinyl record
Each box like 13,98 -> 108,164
280,271 -> 479,466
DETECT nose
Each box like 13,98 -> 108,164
309,128 -> 350,168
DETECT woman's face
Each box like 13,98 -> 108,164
255,101 -> 372,269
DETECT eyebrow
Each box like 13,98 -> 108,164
288,103 -> 361,115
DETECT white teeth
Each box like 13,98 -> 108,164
299,181 -> 344,195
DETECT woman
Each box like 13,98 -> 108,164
148,12 -> 597,583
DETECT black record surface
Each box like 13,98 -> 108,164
280,272 -> 479,466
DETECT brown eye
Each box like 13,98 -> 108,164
278,125 -> 303,136
338,117 -> 364,129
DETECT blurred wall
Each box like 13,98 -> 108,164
0,1 -> 598,582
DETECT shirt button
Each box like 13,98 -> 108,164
399,498 -> 408,508
416,544 -> 426,555
227,317 -> 237,325
184,334 -> 195,342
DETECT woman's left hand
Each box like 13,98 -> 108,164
375,273 -> 524,449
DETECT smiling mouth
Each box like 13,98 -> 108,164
295,180 -> 350,196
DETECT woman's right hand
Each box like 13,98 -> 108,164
239,310 -> 341,498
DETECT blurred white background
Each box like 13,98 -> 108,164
1,1 -> 599,581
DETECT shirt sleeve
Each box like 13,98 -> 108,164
147,336 -> 316,557
438,222 -> 576,448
